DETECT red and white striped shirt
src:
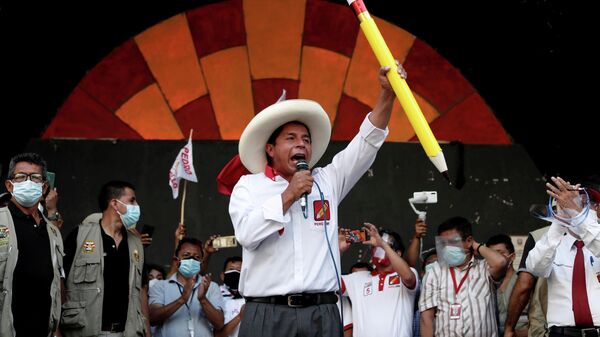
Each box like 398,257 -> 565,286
419,257 -> 498,337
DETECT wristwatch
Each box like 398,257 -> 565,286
47,211 -> 62,221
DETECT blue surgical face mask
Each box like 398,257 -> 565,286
424,261 -> 438,273
116,199 -> 140,229
179,258 -> 201,278
11,180 -> 43,207
443,246 -> 467,267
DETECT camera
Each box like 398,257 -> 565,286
411,191 -> 438,204
212,235 -> 238,249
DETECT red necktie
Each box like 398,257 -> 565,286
572,240 -> 594,326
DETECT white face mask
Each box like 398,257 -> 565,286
148,279 -> 159,288
11,180 -> 43,207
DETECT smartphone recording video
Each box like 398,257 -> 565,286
346,229 -> 369,244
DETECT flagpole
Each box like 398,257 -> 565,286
178,129 -> 194,240
180,180 -> 188,225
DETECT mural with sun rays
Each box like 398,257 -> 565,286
42,0 -> 510,145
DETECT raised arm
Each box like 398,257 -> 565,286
525,222 -> 565,278
473,239 -> 508,281
368,62 -> 406,129
364,223 -> 416,289
405,219 -> 427,268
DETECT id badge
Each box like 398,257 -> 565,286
450,303 -> 462,320
188,318 -> 195,337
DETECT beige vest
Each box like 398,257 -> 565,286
0,205 -> 64,337
528,225 -> 550,337
61,216 -> 145,337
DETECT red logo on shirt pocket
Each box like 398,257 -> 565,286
389,275 -> 400,286
313,200 -> 330,221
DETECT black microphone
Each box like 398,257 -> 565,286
296,159 -> 309,214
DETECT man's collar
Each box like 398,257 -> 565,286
563,232 -> 578,249
371,269 -> 394,277
264,164 -> 279,181
455,255 -> 475,271
8,200 -> 40,219
169,272 -> 202,288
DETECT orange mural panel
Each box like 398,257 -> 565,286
345,16 -> 415,107
201,47 -> 254,139
116,84 -> 184,139
244,0 -> 305,79
299,46 -> 349,125
135,14 -> 207,111
387,92 -> 439,142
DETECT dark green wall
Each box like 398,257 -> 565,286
25,139 -> 547,276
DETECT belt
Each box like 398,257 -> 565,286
550,326 -> 600,337
245,292 -> 338,308
101,322 -> 125,333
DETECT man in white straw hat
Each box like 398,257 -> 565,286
229,63 -> 406,337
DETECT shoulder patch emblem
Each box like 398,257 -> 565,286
82,240 -> 96,254
0,226 -> 10,246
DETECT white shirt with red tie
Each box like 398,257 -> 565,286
525,211 -> 600,327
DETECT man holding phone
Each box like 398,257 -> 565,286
340,223 -> 417,337
0,153 -> 64,337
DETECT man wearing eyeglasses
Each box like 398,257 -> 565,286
149,237 -> 224,337
0,152 -> 64,337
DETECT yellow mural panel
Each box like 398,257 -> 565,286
116,84 -> 184,139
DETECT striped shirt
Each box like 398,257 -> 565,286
419,257 -> 498,337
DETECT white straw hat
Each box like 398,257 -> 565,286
238,96 -> 331,174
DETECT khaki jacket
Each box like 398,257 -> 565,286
61,215 -> 145,337
0,205 -> 64,337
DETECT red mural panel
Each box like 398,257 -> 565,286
303,0 -> 359,57
252,79 -> 300,114
43,87 -> 142,139
331,94 -> 371,140
79,39 -> 155,112
187,0 -> 246,58
424,93 -> 511,144
404,39 -> 475,113
174,95 -> 221,140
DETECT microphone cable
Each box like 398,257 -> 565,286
313,180 -> 344,335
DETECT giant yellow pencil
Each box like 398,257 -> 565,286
347,0 -> 449,181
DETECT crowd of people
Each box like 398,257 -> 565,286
1,62 -> 599,337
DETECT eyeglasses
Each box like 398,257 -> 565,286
11,173 -> 44,184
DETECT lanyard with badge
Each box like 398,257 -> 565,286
175,282 -> 198,337
449,267 -> 470,320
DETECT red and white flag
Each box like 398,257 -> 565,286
168,134 -> 198,199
